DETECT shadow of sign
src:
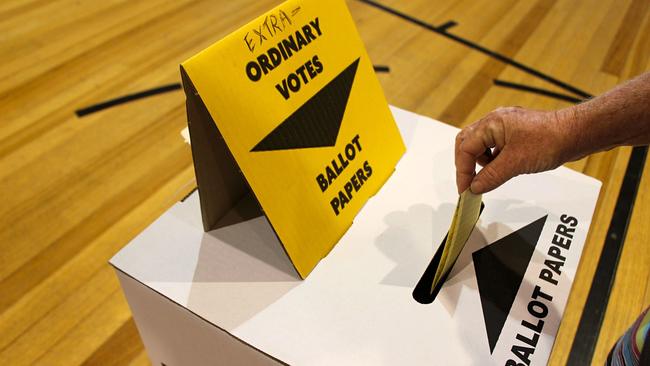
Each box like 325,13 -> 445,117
186,193 -> 301,329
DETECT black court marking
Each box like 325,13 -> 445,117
75,83 -> 182,117
437,20 -> 457,32
356,0 -> 593,99
493,79 -> 584,104
373,65 -> 390,73
76,63 -> 387,116
567,145 -> 648,365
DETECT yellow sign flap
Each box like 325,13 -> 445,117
181,0 -> 405,278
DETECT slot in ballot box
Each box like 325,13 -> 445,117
111,107 -> 601,365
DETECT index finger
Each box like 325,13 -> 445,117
455,130 -> 474,193
455,122 -> 496,193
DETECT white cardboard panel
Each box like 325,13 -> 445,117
115,270 -> 281,365
112,106 -> 601,365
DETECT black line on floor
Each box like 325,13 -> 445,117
437,20 -> 457,32
373,65 -> 390,73
75,83 -> 182,117
567,145 -> 648,365
493,79 -> 584,104
356,0 -> 593,99
76,62 -> 391,116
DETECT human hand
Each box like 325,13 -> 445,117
455,107 -> 572,194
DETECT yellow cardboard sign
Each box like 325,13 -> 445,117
181,0 -> 405,278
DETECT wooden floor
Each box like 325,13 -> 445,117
1,0 -> 649,364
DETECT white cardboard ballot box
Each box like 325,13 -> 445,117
111,107 -> 601,366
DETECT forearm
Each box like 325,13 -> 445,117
454,72 -> 650,194
558,71 -> 650,162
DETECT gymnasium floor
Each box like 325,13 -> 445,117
1,0 -> 649,364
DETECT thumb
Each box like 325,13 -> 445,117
470,152 -> 518,194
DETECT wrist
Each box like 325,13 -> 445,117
550,106 -> 586,163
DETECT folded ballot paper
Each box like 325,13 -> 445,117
414,190 -> 484,303
434,191 -> 483,288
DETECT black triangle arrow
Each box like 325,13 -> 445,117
251,58 -> 360,152
472,215 -> 547,353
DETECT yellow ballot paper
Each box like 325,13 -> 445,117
180,0 -> 405,278
431,190 -> 483,292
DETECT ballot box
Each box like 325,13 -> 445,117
111,107 -> 601,365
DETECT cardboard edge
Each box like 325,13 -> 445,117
110,264 -> 289,366
180,66 -> 304,279
180,66 -> 250,231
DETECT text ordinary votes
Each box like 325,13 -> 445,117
246,18 -> 322,82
